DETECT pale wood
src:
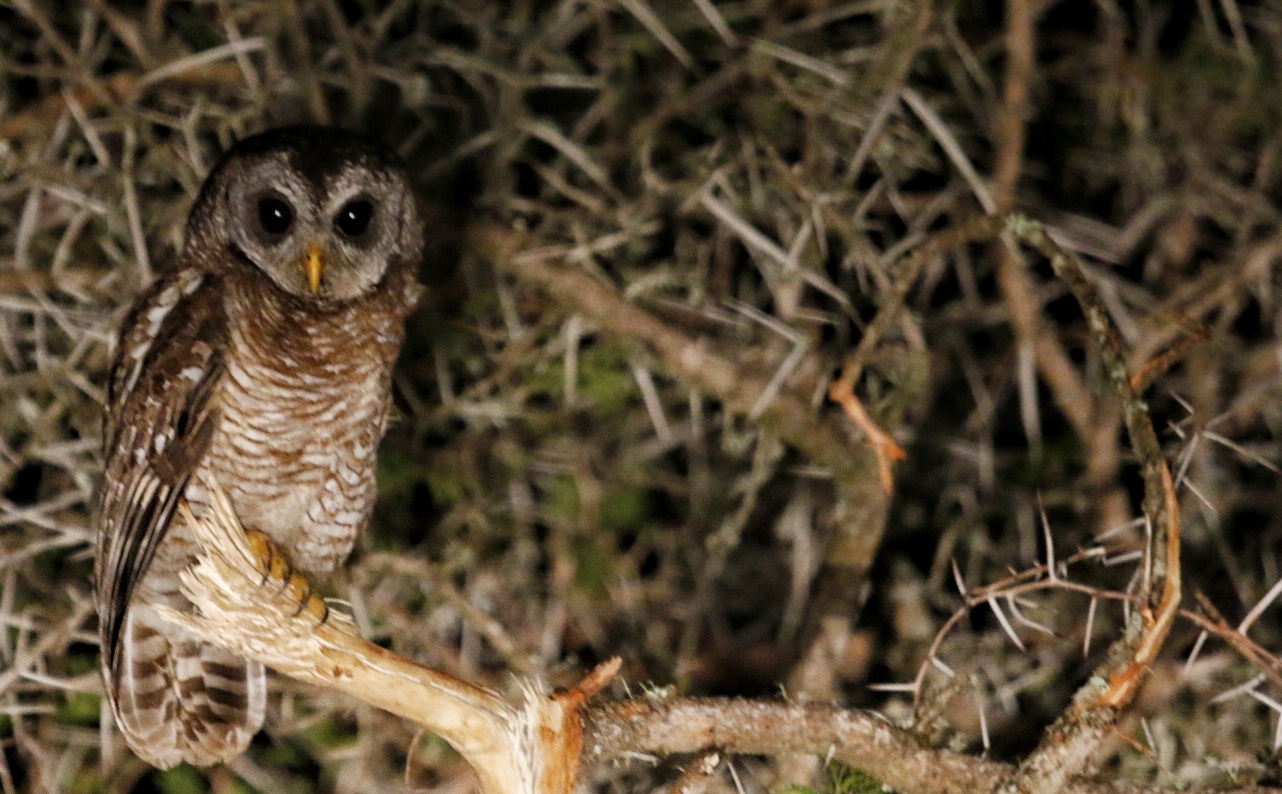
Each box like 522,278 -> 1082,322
157,482 -> 594,794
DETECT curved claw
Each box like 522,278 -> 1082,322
244,529 -> 275,583
285,571 -> 331,624
242,528 -> 329,624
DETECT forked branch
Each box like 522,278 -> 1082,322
157,483 -> 617,794
993,216 -> 1183,794
162,213 -> 1196,794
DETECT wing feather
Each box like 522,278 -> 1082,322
95,272 -> 227,675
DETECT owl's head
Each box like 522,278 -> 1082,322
189,126 -> 422,305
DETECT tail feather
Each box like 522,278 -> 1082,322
107,605 -> 265,768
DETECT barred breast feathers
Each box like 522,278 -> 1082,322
203,272 -> 408,574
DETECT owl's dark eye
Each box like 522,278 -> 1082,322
257,196 -> 293,236
334,200 -> 374,238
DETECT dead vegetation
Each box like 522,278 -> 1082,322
3,1 -> 1282,793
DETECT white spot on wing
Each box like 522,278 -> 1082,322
146,303 -> 169,326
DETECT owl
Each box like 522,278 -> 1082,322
94,127 -> 423,768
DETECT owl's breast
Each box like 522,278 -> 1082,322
204,334 -> 393,575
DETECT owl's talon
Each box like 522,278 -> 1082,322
268,550 -> 291,585
282,571 -> 328,623
244,528 -> 296,587
243,530 -> 324,622
244,529 -> 275,581
304,593 -> 330,624
283,571 -> 309,604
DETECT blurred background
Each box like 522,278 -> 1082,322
2,0 -> 1282,792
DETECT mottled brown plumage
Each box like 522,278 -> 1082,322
94,127 -> 423,768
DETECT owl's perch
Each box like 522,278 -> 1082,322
156,484 -> 616,794
159,430 -> 1221,794
155,216 -> 1191,794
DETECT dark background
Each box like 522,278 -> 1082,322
1,1 -> 1280,792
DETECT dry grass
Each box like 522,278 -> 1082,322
3,1 -> 1282,792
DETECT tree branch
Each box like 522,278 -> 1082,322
160,482 -> 614,794
995,216 -> 1183,794
582,697 -> 1269,794
164,215 -> 1198,794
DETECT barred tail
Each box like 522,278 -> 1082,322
105,605 -> 266,768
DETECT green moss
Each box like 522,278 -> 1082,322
578,342 -> 639,412
375,447 -> 430,498
57,691 -> 101,727
255,738 -> 312,770
601,484 -> 648,530
64,765 -> 107,794
222,778 -> 258,794
424,463 -> 468,507
776,763 -> 885,794
152,764 -> 209,794
543,473 -> 580,520
571,534 -> 611,599
525,359 -> 567,401
298,712 -> 358,752
824,764 -> 885,794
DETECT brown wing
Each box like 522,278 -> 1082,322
95,270 -> 227,675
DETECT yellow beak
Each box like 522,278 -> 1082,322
304,243 -> 323,293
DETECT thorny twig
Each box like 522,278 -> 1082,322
991,216 -> 1183,794
486,210 -> 1192,792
